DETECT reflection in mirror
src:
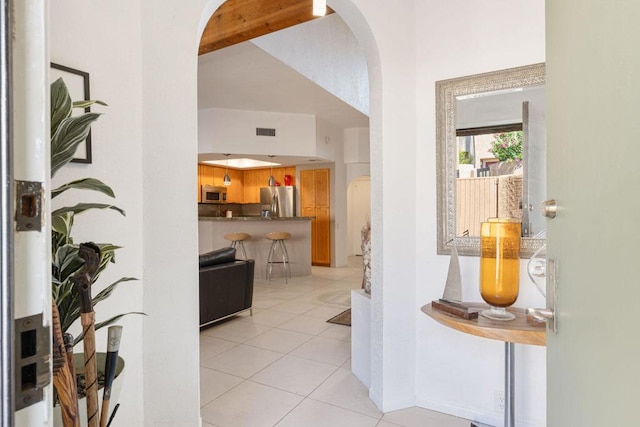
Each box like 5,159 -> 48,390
436,63 -> 545,257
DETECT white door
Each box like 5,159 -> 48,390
2,1 -> 52,425
546,1 -> 640,425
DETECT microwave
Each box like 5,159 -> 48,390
201,185 -> 227,204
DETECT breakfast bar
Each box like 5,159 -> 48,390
198,216 -> 313,280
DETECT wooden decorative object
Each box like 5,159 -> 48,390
71,243 -> 102,427
431,300 -> 479,320
52,302 -> 80,427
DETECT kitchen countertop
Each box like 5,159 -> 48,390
198,216 -> 313,221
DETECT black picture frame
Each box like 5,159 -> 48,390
50,62 -> 93,164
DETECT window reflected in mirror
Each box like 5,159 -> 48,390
436,63 -> 546,257
455,125 -> 524,237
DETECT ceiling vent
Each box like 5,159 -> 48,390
256,127 -> 276,137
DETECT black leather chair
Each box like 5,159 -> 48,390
199,247 -> 255,328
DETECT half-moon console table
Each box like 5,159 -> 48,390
421,302 -> 546,427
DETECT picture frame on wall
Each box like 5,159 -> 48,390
50,62 -> 93,164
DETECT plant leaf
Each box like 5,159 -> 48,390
52,178 -> 116,199
51,112 -> 101,176
92,277 -> 138,306
51,78 -> 72,137
51,212 -> 74,248
52,202 -> 125,218
73,312 -> 146,346
72,99 -> 108,109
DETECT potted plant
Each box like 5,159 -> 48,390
489,131 -> 523,175
50,77 -> 140,426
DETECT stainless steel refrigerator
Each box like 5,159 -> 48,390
260,186 -> 296,218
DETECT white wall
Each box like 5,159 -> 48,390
331,0 -> 418,411
50,2 -> 145,425
253,13 -> 369,115
140,0 -> 205,425
415,1 -> 546,426
347,177 -> 371,256
344,127 -> 370,163
198,107 -> 317,156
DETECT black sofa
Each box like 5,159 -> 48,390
199,247 -> 255,328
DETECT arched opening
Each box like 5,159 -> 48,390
196,1 -> 371,267
195,0 -> 384,419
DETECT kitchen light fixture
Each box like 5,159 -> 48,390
312,0 -> 326,16
223,154 -> 231,186
268,155 -> 276,186
201,158 -> 280,169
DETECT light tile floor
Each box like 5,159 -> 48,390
200,257 -> 470,427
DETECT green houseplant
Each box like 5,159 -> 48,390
489,131 -> 523,163
50,77 -> 140,345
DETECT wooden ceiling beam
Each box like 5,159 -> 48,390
199,0 -> 334,55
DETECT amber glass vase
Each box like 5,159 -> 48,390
479,218 -> 521,321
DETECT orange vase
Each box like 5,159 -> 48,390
479,218 -> 521,320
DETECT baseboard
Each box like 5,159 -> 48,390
415,397 -> 542,427
415,397 -> 500,427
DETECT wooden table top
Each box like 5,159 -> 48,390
421,302 -> 546,346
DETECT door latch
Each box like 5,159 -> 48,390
15,181 -> 43,231
15,313 -> 50,410
527,259 -> 558,333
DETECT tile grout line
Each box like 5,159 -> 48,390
200,258 -> 364,425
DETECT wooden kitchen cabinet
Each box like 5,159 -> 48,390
285,167 -> 296,185
257,169 -> 272,189
212,166 -> 225,187
227,169 -> 244,203
243,169 -> 258,203
199,164 -> 296,204
300,168 -> 331,266
198,164 -> 215,202
198,164 -> 244,203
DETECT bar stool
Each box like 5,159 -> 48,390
265,232 -> 291,283
224,232 -> 251,259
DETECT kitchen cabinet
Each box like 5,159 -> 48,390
198,164 -> 243,203
258,169 -> 272,189
301,168 -> 331,266
199,164 -> 296,204
268,167 -> 296,186
226,169 -> 243,203
198,164 -> 215,202
243,170 -> 258,203
212,166 -> 225,187
285,167 -> 296,186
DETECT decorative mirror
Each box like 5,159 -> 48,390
436,63 -> 546,257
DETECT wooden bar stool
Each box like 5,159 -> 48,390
224,232 -> 251,259
265,232 -> 291,283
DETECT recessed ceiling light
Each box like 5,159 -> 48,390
202,158 -> 281,169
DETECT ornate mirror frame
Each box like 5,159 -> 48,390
436,63 -> 546,257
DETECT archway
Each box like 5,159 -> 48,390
196,0 -> 384,410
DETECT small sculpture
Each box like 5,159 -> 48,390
361,221 -> 371,294
442,243 -> 462,302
